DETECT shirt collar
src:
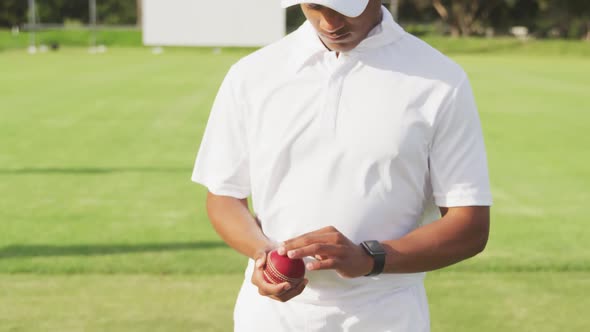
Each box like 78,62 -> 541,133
289,6 -> 405,72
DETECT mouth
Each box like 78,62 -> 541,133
320,31 -> 351,42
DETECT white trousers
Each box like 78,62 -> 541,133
234,280 -> 430,332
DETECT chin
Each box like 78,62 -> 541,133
322,38 -> 361,53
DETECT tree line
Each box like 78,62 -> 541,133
405,0 -> 590,38
0,0 -> 139,27
1,0 -> 589,39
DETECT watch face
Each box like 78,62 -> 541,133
365,241 -> 386,255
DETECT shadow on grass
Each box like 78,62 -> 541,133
0,167 -> 191,175
0,242 -> 228,259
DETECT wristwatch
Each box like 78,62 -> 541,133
360,240 -> 386,276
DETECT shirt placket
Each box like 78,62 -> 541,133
321,53 -> 356,132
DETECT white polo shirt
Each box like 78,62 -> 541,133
193,7 -> 492,331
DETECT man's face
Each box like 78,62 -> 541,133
300,1 -> 382,52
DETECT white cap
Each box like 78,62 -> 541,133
281,0 -> 370,18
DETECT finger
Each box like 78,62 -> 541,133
271,279 -> 309,302
279,226 -> 340,252
257,279 -> 293,297
305,258 -> 338,271
279,232 -> 341,255
252,263 -> 290,295
275,279 -> 307,302
286,243 -> 345,260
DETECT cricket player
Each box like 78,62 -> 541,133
193,1 -> 492,330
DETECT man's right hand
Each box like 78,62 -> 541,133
251,249 -> 308,302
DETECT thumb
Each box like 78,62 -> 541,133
254,250 -> 268,269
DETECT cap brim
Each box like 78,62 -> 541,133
280,0 -> 369,18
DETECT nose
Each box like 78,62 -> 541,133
319,8 -> 345,33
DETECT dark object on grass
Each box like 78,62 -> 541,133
50,42 -> 60,51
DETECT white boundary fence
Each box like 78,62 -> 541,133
142,0 -> 285,47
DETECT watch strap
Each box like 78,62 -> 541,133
361,240 -> 386,276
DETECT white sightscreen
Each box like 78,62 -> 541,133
143,0 -> 286,47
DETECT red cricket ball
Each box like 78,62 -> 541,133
263,249 -> 305,285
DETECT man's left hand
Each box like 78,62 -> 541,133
278,226 -> 373,279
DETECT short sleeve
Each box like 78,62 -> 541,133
191,66 -> 251,198
429,74 -> 493,207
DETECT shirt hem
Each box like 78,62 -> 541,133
191,175 -> 250,199
434,193 -> 493,207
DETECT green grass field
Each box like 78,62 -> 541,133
1,46 -> 589,331
2,28 -> 590,56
